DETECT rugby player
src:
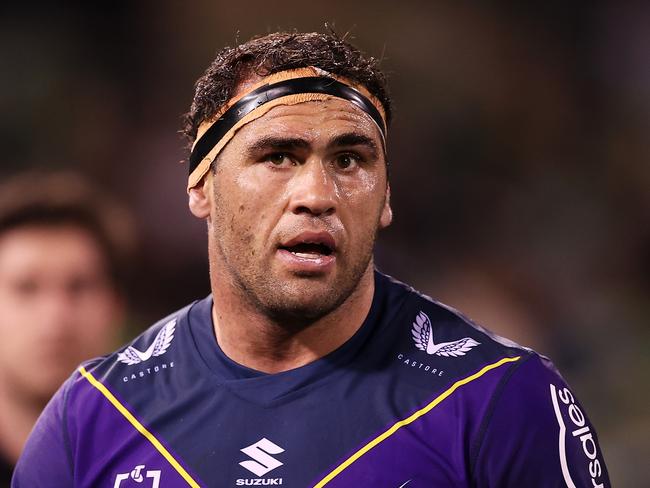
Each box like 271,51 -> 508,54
13,32 -> 609,487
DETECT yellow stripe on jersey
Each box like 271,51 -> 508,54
312,355 -> 521,487
78,366 -> 200,488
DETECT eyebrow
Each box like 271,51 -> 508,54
246,132 -> 379,159
329,133 -> 379,159
246,137 -> 311,155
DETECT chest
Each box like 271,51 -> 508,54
70,371 -> 477,488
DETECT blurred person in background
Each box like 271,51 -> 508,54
0,172 -> 133,484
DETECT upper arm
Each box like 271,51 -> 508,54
472,355 -> 610,488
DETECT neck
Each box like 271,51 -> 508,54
0,375 -> 47,464
211,267 -> 375,374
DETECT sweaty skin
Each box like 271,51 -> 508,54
189,97 -> 392,374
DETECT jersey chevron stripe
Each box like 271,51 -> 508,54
312,355 -> 521,487
78,366 -> 200,488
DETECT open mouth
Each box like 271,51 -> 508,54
278,232 -> 337,262
279,242 -> 334,258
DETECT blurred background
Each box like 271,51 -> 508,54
1,1 -> 647,484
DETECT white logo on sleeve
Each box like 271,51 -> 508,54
117,320 -> 176,365
550,384 -> 605,488
239,438 -> 284,477
412,311 -> 479,357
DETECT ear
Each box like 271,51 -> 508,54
188,171 -> 213,219
379,183 -> 393,229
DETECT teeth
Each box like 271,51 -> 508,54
292,251 -> 319,258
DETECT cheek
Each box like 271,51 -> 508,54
215,169 -> 285,243
0,308 -> 33,356
213,195 -> 255,244
340,173 -> 385,220
0,289 -> 40,338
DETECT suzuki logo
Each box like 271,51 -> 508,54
239,438 -> 285,477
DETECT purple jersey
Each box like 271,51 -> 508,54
13,272 -> 609,487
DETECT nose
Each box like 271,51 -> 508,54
288,160 -> 337,217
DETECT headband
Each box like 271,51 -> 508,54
187,67 -> 387,190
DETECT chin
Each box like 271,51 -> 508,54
237,260 -> 370,324
261,290 -> 346,325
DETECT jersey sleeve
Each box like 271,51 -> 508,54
12,377 -> 74,487
472,354 -> 610,488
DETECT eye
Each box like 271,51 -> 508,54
66,276 -> 104,297
12,278 -> 39,297
335,153 -> 360,170
264,153 -> 295,167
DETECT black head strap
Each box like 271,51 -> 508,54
189,77 -> 386,175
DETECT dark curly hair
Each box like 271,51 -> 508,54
181,31 -> 391,148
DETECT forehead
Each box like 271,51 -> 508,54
232,98 -> 383,146
0,225 -> 103,263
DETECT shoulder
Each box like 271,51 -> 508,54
382,272 -> 590,416
13,300 -> 206,487
376,271 -> 556,428
378,273 -> 610,486
48,298 -> 205,422
470,352 -> 610,486
378,271 -> 536,373
80,300 -> 199,382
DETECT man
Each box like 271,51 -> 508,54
14,32 -> 609,487
0,172 -> 130,485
